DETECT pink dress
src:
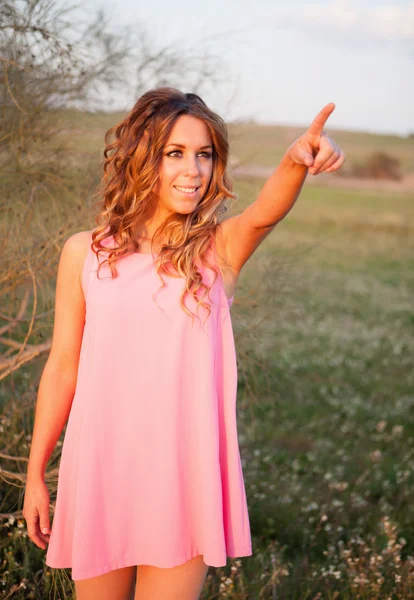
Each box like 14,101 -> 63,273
45,230 -> 252,581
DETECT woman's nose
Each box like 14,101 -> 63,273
183,157 -> 201,175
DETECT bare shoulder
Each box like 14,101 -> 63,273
60,230 -> 94,288
64,229 -> 93,253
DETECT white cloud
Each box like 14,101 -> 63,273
270,1 -> 414,41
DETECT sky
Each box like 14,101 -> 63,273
85,0 -> 414,136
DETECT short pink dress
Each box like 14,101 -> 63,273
45,230 -> 252,581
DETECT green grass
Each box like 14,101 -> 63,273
219,177 -> 414,597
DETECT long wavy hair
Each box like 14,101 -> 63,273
91,86 -> 237,326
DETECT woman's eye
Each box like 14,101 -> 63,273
167,151 -> 212,158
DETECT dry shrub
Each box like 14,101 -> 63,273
350,151 -> 402,181
320,516 -> 414,599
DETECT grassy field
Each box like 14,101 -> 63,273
1,112 -> 414,598
220,177 -> 414,597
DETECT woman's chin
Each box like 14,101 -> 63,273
170,200 -> 199,214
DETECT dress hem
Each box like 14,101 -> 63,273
46,545 -> 253,581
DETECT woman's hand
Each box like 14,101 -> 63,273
23,477 -> 52,550
286,103 -> 346,175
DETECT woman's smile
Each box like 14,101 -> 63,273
173,185 -> 200,197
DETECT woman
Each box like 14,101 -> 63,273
23,87 -> 345,599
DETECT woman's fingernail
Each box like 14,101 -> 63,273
42,528 -> 49,534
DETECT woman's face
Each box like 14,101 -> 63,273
153,114 -> 214,216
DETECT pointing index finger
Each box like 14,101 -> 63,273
307,103 -> 336,138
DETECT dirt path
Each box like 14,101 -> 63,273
232,164 -> 414,194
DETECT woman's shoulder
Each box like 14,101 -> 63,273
62,230 -> 95,276
56,230 -> 95,294
64,229 -> 94,257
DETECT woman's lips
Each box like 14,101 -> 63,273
174,186 -> 200,197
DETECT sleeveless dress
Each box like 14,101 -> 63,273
45,230 -> 252,581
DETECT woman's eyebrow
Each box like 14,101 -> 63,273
165,143 -> 213,149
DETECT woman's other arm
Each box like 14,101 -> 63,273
26,231 -> 91,481
23,230 -> 91,548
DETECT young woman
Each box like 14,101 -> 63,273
23,87 -> 345,599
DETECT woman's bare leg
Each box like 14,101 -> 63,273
74,565 -> 137,600
134,555 -> 209,600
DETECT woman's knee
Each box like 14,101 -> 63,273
74,565 -> 137,600
134,555 -> 209,600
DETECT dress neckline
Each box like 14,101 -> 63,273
123,249 -> 235,303
129,249 -> 234,303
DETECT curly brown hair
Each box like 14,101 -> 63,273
90,86 -> 237,326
